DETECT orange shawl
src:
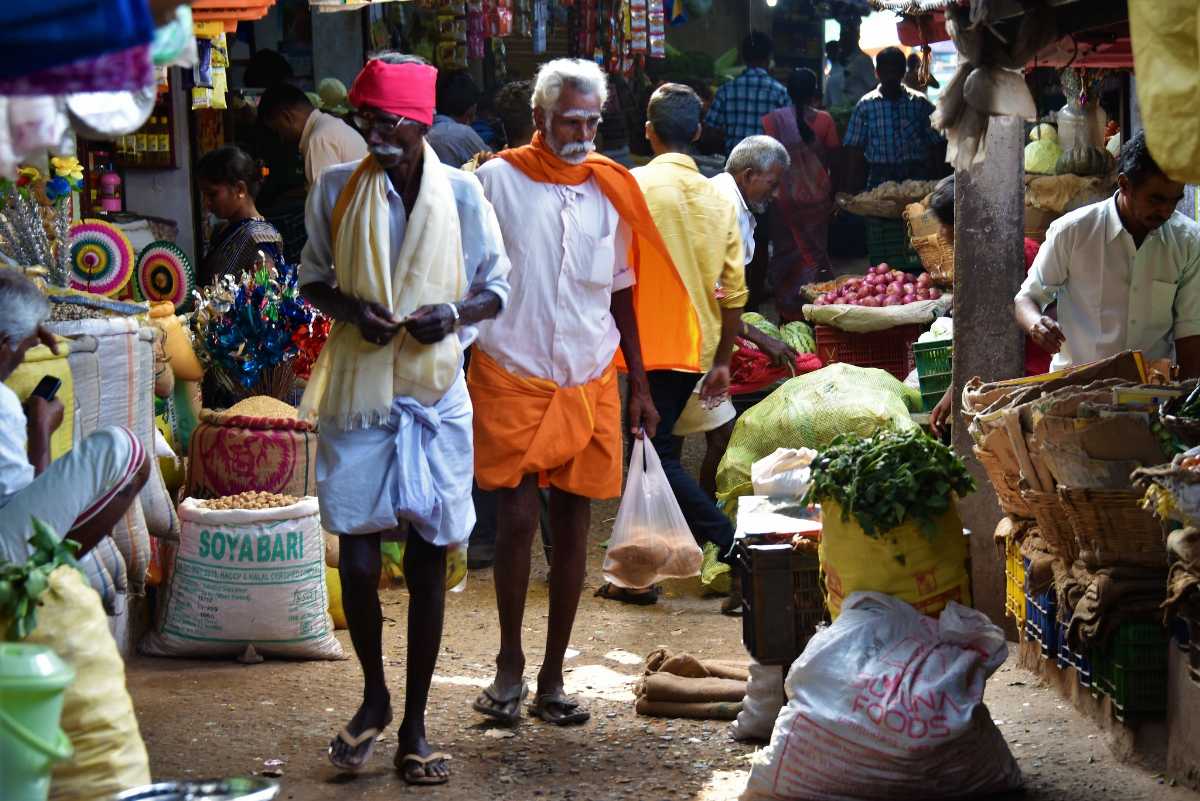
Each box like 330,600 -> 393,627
498,132 -> 702,373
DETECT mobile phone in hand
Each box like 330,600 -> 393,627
30,375 -> 62,402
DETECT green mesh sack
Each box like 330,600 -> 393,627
717,364 -> 922,517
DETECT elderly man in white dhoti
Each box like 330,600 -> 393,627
297,52 -> 510,786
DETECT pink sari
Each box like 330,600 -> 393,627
762,106 -> 836,319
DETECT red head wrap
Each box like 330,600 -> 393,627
347,59 -> 438,127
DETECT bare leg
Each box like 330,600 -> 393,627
395,535 -> 450,782
537,487 -> 590,701
699,421 -> 734,500
66,455 -> 150,556
488,475 -> 542,695
329,533 -> 392,768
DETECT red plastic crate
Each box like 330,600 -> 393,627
814,324 -> 922,381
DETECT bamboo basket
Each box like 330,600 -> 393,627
1057,488 -> 1166,566
974,446 -> 1033,519
910,232 -> 954,287
1021,488 -> 1079,564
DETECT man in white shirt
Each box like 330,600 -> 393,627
1016,131 -> 1200,377
298,53 -> 510,785
258,82 -> 368,186
0,270 -> 150,600
469,58 -> 663,727
824,22 -> 877,108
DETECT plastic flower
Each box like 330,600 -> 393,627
50,156 -> 84,186
45,176 -> 71,201
16,166 -> 40,187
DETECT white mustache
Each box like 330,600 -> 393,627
370,144 -> 406,160
556,141 -> 595,164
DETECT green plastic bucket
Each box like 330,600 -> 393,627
0,643 -> 75,801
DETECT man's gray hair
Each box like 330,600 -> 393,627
726,135 -> 790,175
532,58 -> 609,113
368,51 -> 429,66
0,269 -> 49,348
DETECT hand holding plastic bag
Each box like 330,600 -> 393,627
603,437 -> 702,589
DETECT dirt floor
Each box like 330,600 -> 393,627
126,438 -> 1198,801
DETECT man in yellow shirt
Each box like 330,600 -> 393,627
602,83 -> 745,605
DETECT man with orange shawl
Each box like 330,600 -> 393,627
470,58 -> 689,727
297,53 -> 511,785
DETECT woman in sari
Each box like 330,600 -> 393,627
196,145 -> 284,288
761,68 -> 839,320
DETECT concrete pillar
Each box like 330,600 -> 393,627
312,11 -> 365,89
951,116 -> 1026,630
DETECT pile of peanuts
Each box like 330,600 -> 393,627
199,491 -> 299,510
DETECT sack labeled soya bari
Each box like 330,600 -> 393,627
742,592 -> 1021,801
141,497 -> 344,660
604,438 -> 703,589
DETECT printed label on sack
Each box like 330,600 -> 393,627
163,516 -> 328,644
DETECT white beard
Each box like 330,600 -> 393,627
546,130 -> 595,164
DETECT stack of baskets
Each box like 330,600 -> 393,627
903,201 -> 953,288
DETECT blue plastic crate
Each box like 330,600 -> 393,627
1024,587 -> 1058,658
1056,618 -> 1093,687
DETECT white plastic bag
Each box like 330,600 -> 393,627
742,592 -> 1020,801
750,448 -> 818,498
603,438 -> 702,589
730,660 -> 785,742
140,497 -> 345,660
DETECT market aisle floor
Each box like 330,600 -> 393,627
126,440 -> 1197,800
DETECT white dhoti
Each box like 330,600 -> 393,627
0,425 -> 143,609
316,374 -> 476,546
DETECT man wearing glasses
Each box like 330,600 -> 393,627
466,57 -> 693,727
297,52 -> 510,785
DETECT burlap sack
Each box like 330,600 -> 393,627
186,410 -> 318,500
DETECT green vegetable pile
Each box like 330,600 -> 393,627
0,518 -> 80,640
804,429 -> 976,538
741,313 -> 816,354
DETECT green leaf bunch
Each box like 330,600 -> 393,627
0,518 -> 81,641
803,430 -> 976,539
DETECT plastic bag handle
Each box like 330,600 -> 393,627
0,706 -> 74,762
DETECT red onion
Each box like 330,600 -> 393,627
916,288 -> 931,300
860,296 -> 881,307
886,283 -> 903,296
916,273 -> 932,288
902,282 -> 915,294
929,288 -> 943,300
902,293 -> 917,304
882,296 -> 902,307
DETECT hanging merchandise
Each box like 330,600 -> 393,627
492,0 -> 513,36
136,241 -> 195,309
68,219 -> 137,297
647,0 -> 665,58
0,45 -> 154,97
629,0 -> 648,55
436,0 -> 469,69
533,0 -> 549,55
0,1 -> 156,81
515,0 -> 532,37
209,34 -> 230,111
152,5 -> 199,68
467,1 -> 486,60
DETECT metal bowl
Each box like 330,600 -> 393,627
111,779 -> 280,801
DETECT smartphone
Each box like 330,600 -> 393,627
30,375 -> 62,402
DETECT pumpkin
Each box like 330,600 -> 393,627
1055,145 -> 1113,177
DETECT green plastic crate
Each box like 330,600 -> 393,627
866,218 -> 922,271
1111,622 -> 1169,670
913,339 -> 952,411
1090,622 -> 1169,716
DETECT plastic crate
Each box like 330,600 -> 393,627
1024,586 -> 1058,659
866,218 -> 922,271
737,541 -> 824,666
1091,621 -> 1169,717
1055,618 -> 1093,687
814,324 -> 922,381
1004,536 -> 1026,629
913,340 -> 952,412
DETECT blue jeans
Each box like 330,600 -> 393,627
646,371 -> 736,564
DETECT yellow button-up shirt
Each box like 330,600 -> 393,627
633,153 -> 748,372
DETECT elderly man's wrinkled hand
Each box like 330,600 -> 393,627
355,300 -> 402,346
405,304 -> 456,345
25,396 -> 64,436
36,324 -> 60,355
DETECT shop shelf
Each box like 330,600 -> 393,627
866,218 -> 922,271
737,541 -> 824,667
814,324 -> 921,382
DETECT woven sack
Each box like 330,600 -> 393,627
186,410 -> 318,500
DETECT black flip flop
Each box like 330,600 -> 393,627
396,751 -> 452,785
529,692 -> 591,726
594,583 -> 659,606
472,681 -> 529,725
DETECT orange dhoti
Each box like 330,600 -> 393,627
467,348 -> 623,500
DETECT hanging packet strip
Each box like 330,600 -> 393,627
533,0 -> 549,54
647,2 -> 665,57
629,0 -> 648,54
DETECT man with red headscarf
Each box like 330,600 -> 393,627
298,52 -> 511,785
468,58 -> 696,728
